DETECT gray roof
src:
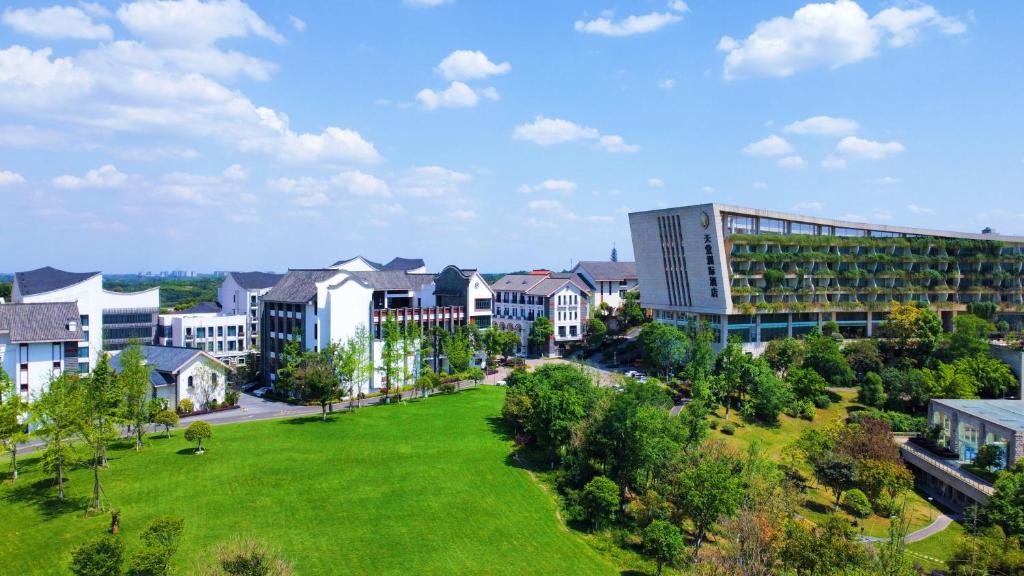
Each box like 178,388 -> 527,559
263,269 -> 340,303
110,345 -> 221,375
331,256 -> 384,269
346,271 -> 435,291
229,271 -> 283,290
526,276 -> 590,297
381,257 -> 426,271
166,302 -> 222,315
933,399 -> 1024,432
574,261 -> 637,281
0,302 -> 83,343
491,274 -> 548,293
15,266 -> 98,296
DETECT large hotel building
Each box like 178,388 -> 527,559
629,203 -> 1024,349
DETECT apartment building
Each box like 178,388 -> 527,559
433,265 -> 494,328
572,260 -> 638,310
491,270 -> 590,357
218,271 -> 283,348
12,267 -> 160,372
156,302 -> 249,367
630,203 -> 1024,349
0,302 -> 84,400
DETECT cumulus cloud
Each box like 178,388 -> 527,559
835,136 -> 905,160
528,199 -> 563,211
742,134 -> 793,157
417,81 -> 498,110
331,170 -> 390,197
518,179 -> 577,194
436,50 -> 510,80
513,116 -> 637,153
0,169 -> 25,185
0,46 -> 94,107
2,5 -> 113,40
907,203 -> 935,215
777,155 -> 806,169
575,1 -> 688,37
717,0 -> 965,79
117,0 -> 284,46
658,79 -> 676,90
647,177 -> 665,188
397,165 -> 471,197
404,0 -> 453,6
784,115 -> 859,135
289,15 -> 306,31
267,176 -> 329,207
821,154 -> 847,170
52,164 -> 128,189
793,201 -> 824,212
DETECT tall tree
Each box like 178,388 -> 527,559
398,322 -> 420,402
348,323 -> 371,408
527,316 -> 554,356
289,348 -> 341,421
642,520 -> 684,576
118,344 -> 154,451
713,340 -> 748,420
33,373 -> 85,501
670,442 -> 746,550
762,337 -> 804,378
638,322 -> 688,377
378,313 -> 403,401
191,360 -> 222,409
0,366 -> 29,481
84,353 -> 120,468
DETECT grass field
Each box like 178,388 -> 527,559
0,387 -> 619,575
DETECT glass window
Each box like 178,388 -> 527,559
791,222 -> 817,235
725,215 -> 756,234
228,326 -> 237,337
197,327 -> 206,338
79,363 -> 89,374
759,218 -> 785,234
836,227 -> 866,237
217,326 -> 224,337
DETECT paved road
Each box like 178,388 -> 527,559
859,512 -> 955,544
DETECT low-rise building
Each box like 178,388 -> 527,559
433,265 -> 494,328
491,270 -> 591,356
111,345 -> 228,410
157,302 -> 249,367
218,272 -> 283,348
572,261 -> 638,311
0,302 -> 84,400
13,267 -> 160,373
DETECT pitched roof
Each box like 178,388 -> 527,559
345,271 -> 435,291
166,302 -> 222,315
15,266 -> 99,296
574,261 -> 637,281
263,269 -> 341,303
381,257 -> 426,271
110,345 -> 222,375
490,274 -> 548,293
331,256 -> 384,270
0,302 -> 83,343
526,277 -> 590,297
228,271 -> 283,290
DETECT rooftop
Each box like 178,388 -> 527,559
346,270 -> 435,291
0,302 -> 83,343
15,266 -> 99,297
110,345 -> 223,376
933,399 -> 1024,432
228,271 -> 283,290
263,269 -> 341,304
165,302 -> 222,315
573,261 -> 637,281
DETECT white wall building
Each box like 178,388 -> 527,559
111,346 -> 228,410
13,267 -> 160,373
491,271 -> 591,357
157,302 -> 250,367
218,272 -> 283,349
572,261 -> 638,311
0,302 -> 84,400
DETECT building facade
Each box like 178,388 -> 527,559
0,302 -> 83,400
433,265 -> 494,328
157,302 -> 250,367
491,271 -> 590,356
111,345 -> 228,409
13,267 -> 160,372
218,272 -> 283,348
572,261 -> 638,310
630,203 -> 1024,349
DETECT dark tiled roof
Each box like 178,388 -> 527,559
15,266 -> 99,296
264,269 -> 340,303
490,274 -> 547,293
331,256 -> 384,270
526,276 -> 590,297
381,257 -> 426,271
0,302 -> 83,343
574,261 -> 637,281
166,302 -> 222,315
110,345 -> 213,374
346,271 -> 435,291
229,271 -> 283,290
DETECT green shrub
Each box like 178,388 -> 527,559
842,489 -> 872,518
812,394 -> 832,409
848,409 -> 927,433
873,493 -> 900,517
176,398 -> 194,415
70,536 -> 125,576
721,422 -> 736,435
708,419 -> 719,430
224,390 -> 240,406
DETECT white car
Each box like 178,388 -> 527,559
252,386 -> 272,398
496,380 -> 507,386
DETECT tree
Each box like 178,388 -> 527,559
744,359 -> 792,424
813,457 -> 857,508
154,410 -> 179,438
191,360 -> 223,410
85,353 -> 120,468
787,367 -> 828,402
781,515 -> 868,575
581,475 -> 619,531
922,362 -> 978,399
858,371 -> 886,408
682,325 -> 715,389
415,368 -> 439,398
984,464 -> 1024,535
527,316 -> 554,356
442,327 -> 474,374
204,539 -> 295,576
974,444 -> 1004,471
70,536 -> 125,576
944,314 -> 995,360
119,344 -> 155,451
586,317 -> 608,348
0,366 -> 29,482
288,348 -> 341,421
763,337 -> 804,378
882,302 -> 941,358
858,459 -> 913,501
33,373 -> 85,501
184,420 -> 212,454
802,329 -> 854,387
953,353 -> 1016,398
127,516 -> 184,576
841,488 -> 871,518
642,520 -> 685,576
348,324 -> 372,408
619,291 -> 645,326
671,442 -> 745,550
398,322 -> 420,402
378,313 -> 403,401
843,339 -> 883,383
638,322 -> 688,377
712,340 -> 747,420
467,366 -> 485,387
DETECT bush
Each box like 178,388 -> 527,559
812,394 -> 832,409
224,390 -> 240,407
708,419 -> 719,430
70,536 -> 125,576
176,398 -> 194,415
184,421 -> 212,454
721,422 -> 736,435
873,493 -> 900,517
842,489 -> 872,518
848,409 -> 927,434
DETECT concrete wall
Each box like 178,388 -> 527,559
0,338 -> 67,401
991,344 -> 1024,397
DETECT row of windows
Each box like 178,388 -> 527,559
103,310 -> 156,325
556,293 -> 579,306
185,325 -> 245,339
496,292 -> 543,305
103,326 -> 154,340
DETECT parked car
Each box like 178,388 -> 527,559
496,380 -> 507,387
252,386 -> 272,398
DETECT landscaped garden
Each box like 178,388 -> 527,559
0,387 -> 620,575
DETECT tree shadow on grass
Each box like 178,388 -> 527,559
2,476 -> 88,520
280,413 -> 343,425
804,499 -> 833,516
620,571 -> 646,576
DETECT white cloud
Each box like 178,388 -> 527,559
783,115 -> 859,135
777,155 -> 806,169
116,0 -> 284,46
575,1 -> 688,37
289,15 -> 306,31
658,79 -> 676,90
528,199 -> 563,211
2,5 -> 113,40
717,0 -> 965,79
222,163 -> 246,180
876,176 -> 900,185
647,177 -> 665,188
52,164 -> 128,189
417,81 -> 492,110
752,181 -> 768,189
835,136 -> 905,160
398,165 -> 471,197
243,110 -> 381,163
518,179 -> 577,194
907,203 -> 935,215
513,116 -> 637,153
0,46 -> 94,107
793,201 -> 824,212
450,209 -> 477,221
436,50 -> 510,80
0,170 -> 25,186
702,185 -> 715,194
331,170 -> 390,197
267,176 -> 329,207
742,134 -> 793,157
404,0 -> 453,6
821,154 -> 847,170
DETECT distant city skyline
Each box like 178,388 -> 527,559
1,0 -> 1021,272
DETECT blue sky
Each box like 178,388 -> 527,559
1,0 -> 1021,273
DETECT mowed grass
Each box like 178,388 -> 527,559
0,387 -> 619,576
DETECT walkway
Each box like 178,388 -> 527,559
859,512 -> 955,544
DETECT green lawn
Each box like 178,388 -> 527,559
0,387 -> 619,575
906,519 -> 965,571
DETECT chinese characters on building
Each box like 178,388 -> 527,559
704,234 -> 718,298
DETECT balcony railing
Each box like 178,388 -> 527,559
372,306 -> 466,324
